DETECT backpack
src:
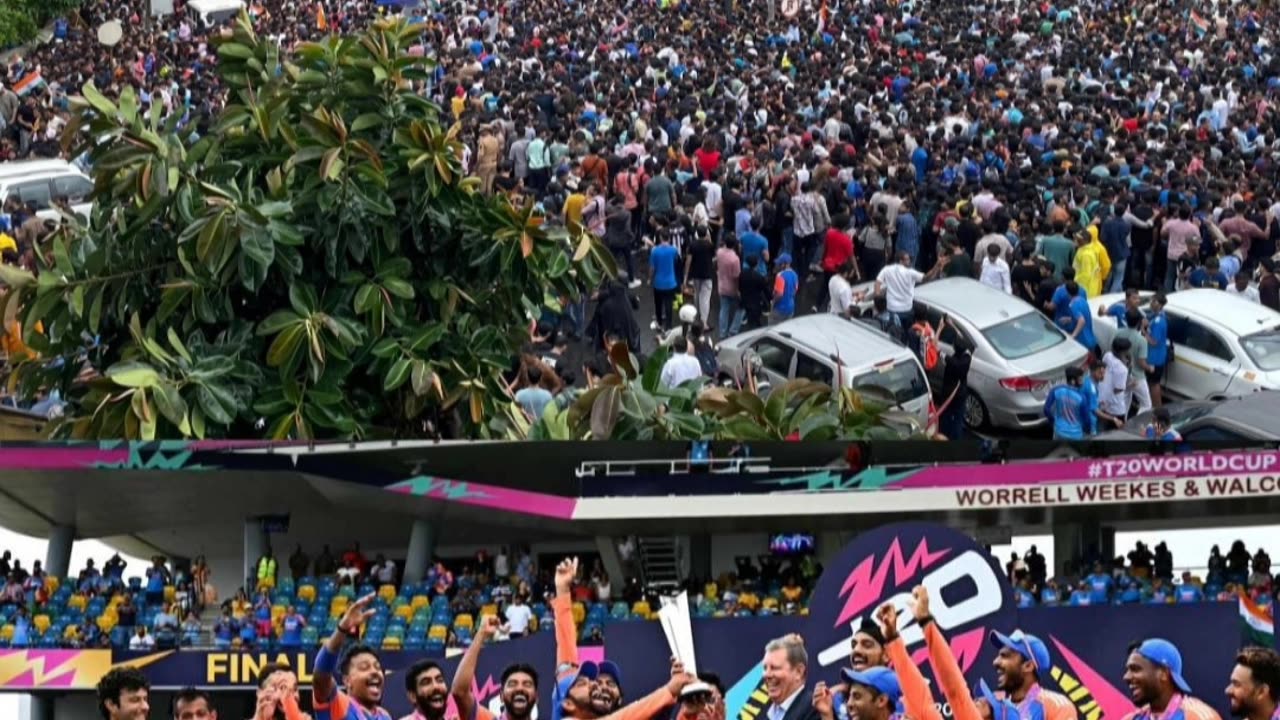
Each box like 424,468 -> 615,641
912,321 -> 940,371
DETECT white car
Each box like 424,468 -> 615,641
0,159 -> 94,222
1092,288 -> 1280,400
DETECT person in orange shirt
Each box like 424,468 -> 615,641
551,557 -> 692,720
987,629 -> 1077,720
876,589 -> 1020,720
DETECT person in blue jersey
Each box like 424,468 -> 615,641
1144,407 -> 1182,441
1120,640 -> 1222,720
1173,580 -> 1203,604
770,253 -> 799,324
1098,288 -> 1142,328
1085,562 -> 1113,604
1044,366 -> 1088,440
312,593 -> 392,720
1065,281 -> 1099,357
1144,292 -> 1170,407
1226,647 -> 1280,720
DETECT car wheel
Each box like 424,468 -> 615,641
964,393 -> 989,429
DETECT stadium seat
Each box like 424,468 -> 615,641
571,602 -> 586,624
164,585 -> 176,602
378,585 -> 397,604
454,614 -> 473,631
67,594 -> 87,612
480,603 -> 498,618
298,585 -> 317,603
411,594 -> 430,610
382,636 -> 402,650
395,604 -> 414,622
62,625 -> 79,641
428,625 -> 448,641
610,602 -> 629,620
33,615 -> 50,635
0,625 -> 12,642
631,601 -> 651,619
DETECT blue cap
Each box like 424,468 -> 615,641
976,679 -> 1020,720
598,660 -> 623,688
989,629 -> 1051,674
841,667 -> 902,704
1136,639 -> 1192,693
777,252 -> 792,265
552,661 -> 599,720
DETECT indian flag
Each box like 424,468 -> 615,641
1239,591 -> 1274,647
12,72 -> 44,97
1189,10 -> 1209,36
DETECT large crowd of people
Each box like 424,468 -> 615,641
5,0 -> 1280,436
0,533 -> 1273,655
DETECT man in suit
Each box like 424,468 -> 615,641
762,634 -> 821,720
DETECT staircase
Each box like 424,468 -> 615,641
637,536 -> 683,592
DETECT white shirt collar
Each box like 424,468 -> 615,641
773,686 -> 805,715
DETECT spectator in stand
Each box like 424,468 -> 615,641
494,547 -> 511,582
253,591 -> 274,639
212,608 -> 238,650
504,594 -> 534,639
1229,542 -> 1253,583
1154,543 -> 1174,581
255,549 -> 278,592
593,572 -> 612,603
144,556 -> 170,607
78,559 -> 102,595
117,595 -> 138,629
428,561 -> 455,597
289,545 -> 310,582
1085,563 -> 1113,604
1175,576 -> 1204,604
1068,582 -> 1092,607
314,545 -> 337,577
130,626 -> 156,651
1040,581 -> 1060,607
153,603 -> 180,649
279,605 -> 307,650
181,611 -> 202,647
342,543 -> 367,576
0,573 -> 24,610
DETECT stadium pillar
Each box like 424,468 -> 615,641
402,519 -> 436,585
31,695 -> 54,720
596,537 -> 628,587
1052,520 -> 1113,577
244,518 -> 267,589
45,524 -> 75,580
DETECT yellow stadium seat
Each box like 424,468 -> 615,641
394,605 -> 414,622
0,625 -> 13,641
63,625 -> 80,640
761,597 -> 779,610
454,614 -> 473,631
44,577 -> 60,594
378,585 -> 397,604
631,601 -> 651,619
428,625 -> 447,641
164,585 -> 176,602
297,585 -> 317,603
97,616 -> 116,634
529,616 -> 539,632
108,594 -> 124,608
272,605 -> 287,621
571,602 -> 586,624
411,594 -> 429,610
703,583 -> 718,600
799,607 -> 810,616
33,615 -> 50,635
382,636 -> 402,650
480,603 -> 498,618
68,594 -> 87,612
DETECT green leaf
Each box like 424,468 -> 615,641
105,361 -> 161,389
196,384 -> 236,426
153,384 -> 190,431
354,284 -> 379,313
217,42 -> 256,60
384,357 -> 412,391
256,310 -> 303,336
351,113 -> 383,133
589,385 -> 623,439
70,285 -> 85,317
167,328 -> 193,363
410,360 -> 432,396
383,277 -> 414,300
266,324 -> 306,368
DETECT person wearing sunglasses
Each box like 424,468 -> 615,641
988,628 -> 1076,720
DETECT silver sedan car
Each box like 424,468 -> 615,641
853,277 -> 1089,429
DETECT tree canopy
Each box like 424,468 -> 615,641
0,14 -> 615,440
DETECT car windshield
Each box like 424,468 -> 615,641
980,312 -> 1066,360
852,360 -> 929,405
1241,329 -> 1280,371
1124,404 -> 1215,433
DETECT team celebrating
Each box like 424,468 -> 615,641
90,559 -> 1279,720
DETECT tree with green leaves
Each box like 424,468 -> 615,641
0,13 -> 615,440
500,345 -> 925,441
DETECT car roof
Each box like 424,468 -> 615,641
769,314 -> 913,367
913,277 -> 1039,328
188,0 -> 246,11
0,160 -> 80,181
1163,289 -> 1280,336
1201,393 -> 1280,435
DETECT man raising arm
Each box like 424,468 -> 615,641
311,593 -> 391,720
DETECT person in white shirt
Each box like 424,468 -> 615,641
660,336 -> 704,388
827,260 -> 857,317
493,547 -> 510,580
869,252 -> 926,327
1098,338 -> 1132,418
1226,271 -> 1261,303
129,626 -> 156,650
978,243 -> 1013,293
503,596 -> 533,638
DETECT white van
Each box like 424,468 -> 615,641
188,0 -> 246,29
0,159 -> 94,222
717,314 -> 933,433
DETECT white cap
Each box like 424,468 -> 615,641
680,682 -> 714,699
678,305 -> 698,324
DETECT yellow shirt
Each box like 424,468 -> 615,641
563,193 -> 587,226
1073,243 -> 1103,297
451,96 -> 466,120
